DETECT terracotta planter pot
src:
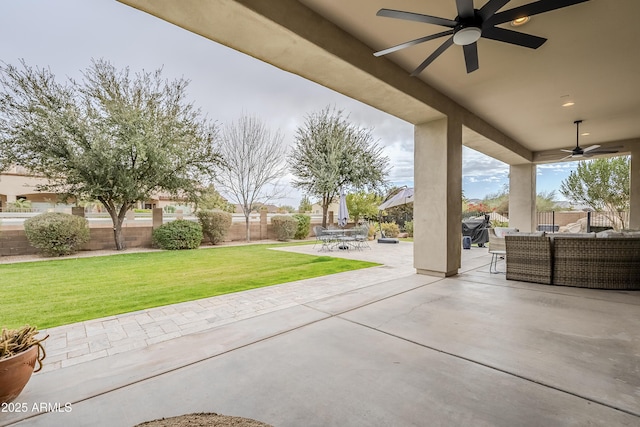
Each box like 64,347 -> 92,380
0,345 -> 38,404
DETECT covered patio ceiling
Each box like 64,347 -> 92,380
117,0 -> 640,166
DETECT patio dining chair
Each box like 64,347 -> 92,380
313,226 -> 332,251
352,225 -> 371,250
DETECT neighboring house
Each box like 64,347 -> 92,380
0,166 -> 67,212
311,201 -> 340,216
0,167 -> 190,213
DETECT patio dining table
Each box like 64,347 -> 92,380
320,228 -> 356,250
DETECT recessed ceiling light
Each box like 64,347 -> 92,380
562,101 -> 575,107
510,16 -> 530,26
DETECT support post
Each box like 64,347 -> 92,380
509,164 -> 537,232
630,148 -> 640,229
413,117 -> 462,277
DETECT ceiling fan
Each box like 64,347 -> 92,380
560,120 -> 619,160
374,0 -> 590,75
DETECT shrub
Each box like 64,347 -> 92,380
271,215 -> 297,241
152,220 -> 203,250
292,214 -> 311,240
368,223 -> 378,239
404,221 -> 414,237
381,221 -> 400,238
24,212 -> 90,256
196,210 -> 232,245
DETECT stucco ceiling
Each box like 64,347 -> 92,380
117,0 -> 640,164
298,0 -> 640,160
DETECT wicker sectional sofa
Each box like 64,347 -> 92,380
504,231 -> 640,289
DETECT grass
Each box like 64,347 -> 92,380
1,243 -> 378,329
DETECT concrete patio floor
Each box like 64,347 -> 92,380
2,242 -> 639,426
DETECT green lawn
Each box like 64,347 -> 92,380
1,244 -> 378,329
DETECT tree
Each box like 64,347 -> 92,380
298,195 -> 312,213
0,59 -> 220,250
482,187 -> 509,214
560,156 -> 630,229
346,190 -> 382,224
214,115 -> 288,242
194,184 -> 235,212
289,107 -> 389,227
536,190 -> 559,212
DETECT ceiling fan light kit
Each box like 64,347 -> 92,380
453,26 -> 482,45
374,0 -> 590,75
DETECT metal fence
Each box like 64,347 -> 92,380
536,210 -> 629,232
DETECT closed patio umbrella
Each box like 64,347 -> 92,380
337,188 -> 349,228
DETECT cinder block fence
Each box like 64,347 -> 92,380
0,209 -> 338,256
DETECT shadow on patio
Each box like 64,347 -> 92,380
2,242 -> 639,426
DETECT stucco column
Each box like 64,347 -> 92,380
509,164 -> 537,232
414,117 -> 462,277
630,148 -> 640,229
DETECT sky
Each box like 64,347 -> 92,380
0,0 -> 577,206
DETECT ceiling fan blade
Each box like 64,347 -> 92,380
456,0 -> 475,20
487,0 -> 590,26
589,149 -> 620,154
582,144 -> 601,153
560,149 -> 574,153
478,0 -> 511,21
560,154 -> 574,161
374,30 -> 454,57
482,26 -> 546,49
411,37 -> 454,76
377,9 -> 458,28
463,43 -> 479,73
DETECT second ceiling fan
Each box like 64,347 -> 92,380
374,0 -> 589,75
560,120 -> 619,161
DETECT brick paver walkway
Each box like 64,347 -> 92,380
38,242 -> 421,373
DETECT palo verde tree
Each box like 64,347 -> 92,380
214,114 -> 288,242
0,59 -> 221,250
560,156 -> 630,229
289,107 -> 389,227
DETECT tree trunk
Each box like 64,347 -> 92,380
321,194 -> 331,228
245,215 -> 251,242
112,218 -> 126,251
322,205 -> 328,228
101,199 -> 130,250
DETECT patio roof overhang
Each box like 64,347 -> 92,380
116,0 -> 640,163
115,0 -> 640,275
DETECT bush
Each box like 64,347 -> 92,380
24,212 -> 90,256
381,221 -> 400,238
404,221 -> 414,237
271,215 -> 297,241
152,220 -> 203,250
292,214 -> 311,240
368,223 -> 378,239
197,210 -> 232,245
